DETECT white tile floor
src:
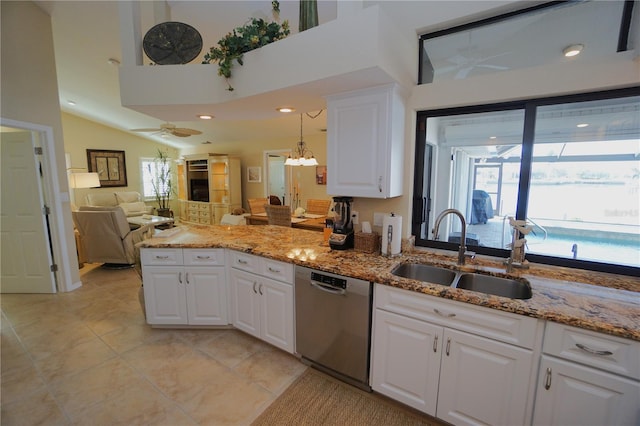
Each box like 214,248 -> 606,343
1,264 -> 307,425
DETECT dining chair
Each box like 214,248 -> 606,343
306,199 -> 331,216
248,198 -> 268,215
265,204 -> 292,227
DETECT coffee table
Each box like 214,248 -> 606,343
127,215 -> 174,229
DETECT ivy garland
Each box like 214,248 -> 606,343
202,1 -> 290,91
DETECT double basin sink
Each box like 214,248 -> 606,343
391,263 -> 532,300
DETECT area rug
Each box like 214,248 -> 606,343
252,368 -> 443,426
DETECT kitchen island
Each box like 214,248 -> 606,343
139,224 -> 639,341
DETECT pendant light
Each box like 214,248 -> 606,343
285,114 -> 318,166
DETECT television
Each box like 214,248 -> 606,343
190,179 -> 209,202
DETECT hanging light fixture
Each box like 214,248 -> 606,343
285,114 -> 318,166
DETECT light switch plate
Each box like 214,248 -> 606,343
373,212 -> 385,227
351,211 -> 359,225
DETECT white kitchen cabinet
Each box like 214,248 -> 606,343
141,248 -> 228,326
228,251 -> 294,353
371,284 -> 542,425
326,83 -> 405,198
532,323 -> 640,426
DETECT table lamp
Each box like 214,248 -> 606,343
68,172 -> 100,210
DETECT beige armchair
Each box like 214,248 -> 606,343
72,206 -> 153,267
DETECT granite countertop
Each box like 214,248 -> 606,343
140,224 -> 640,341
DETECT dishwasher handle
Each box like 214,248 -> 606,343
310,280 -> 346,296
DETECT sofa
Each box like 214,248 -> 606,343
85,191 -> 154,217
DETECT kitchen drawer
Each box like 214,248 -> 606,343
543,322 -> 640,380
261,258 -> 293,284
229,251 -> 261,273
199,210 -> 211,219
141,248 -> 183,266
183,249 -> 225,266
375,284 -> 541,349
198,204 -> 210,211
198,217 -> 211,224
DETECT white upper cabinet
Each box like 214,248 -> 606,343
326,83 -> 405,198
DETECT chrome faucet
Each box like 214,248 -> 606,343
433,209 -> 475,265
505,217 -> 531,272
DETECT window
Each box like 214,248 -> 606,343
413,88 -> 640,276
140,157 -> 171,200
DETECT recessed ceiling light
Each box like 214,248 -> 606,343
489,136 -> 497,139
198,115 -> 213,120
563,44 -> 583,57
576,123 -> 589,128
277,107 -> 295,113
67,100 -> 76,106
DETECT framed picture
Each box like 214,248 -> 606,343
316,165 -> 327,185
247,166 -> 262,183
86,149 -> 127,187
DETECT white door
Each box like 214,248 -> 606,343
437,328 -> 534,426
229,269 -> 260,338
371,309 -> 442,415
142,266 -> 187,325
185,266 -> 227,325
259,277 -> 294,353
533,356 -> 640,426
1,130 -> 56,293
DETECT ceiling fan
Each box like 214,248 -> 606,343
131,122 -> 202,138
438,48 -> 511,80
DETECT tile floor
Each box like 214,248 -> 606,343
1,264 -> 307,425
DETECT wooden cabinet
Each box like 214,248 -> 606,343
371,284 -> 542,425
141,248 -> 228,326
532,323 -> 640,426
228,251 -> 294,353
326,83 -> 405,198
177,154 -> 241,224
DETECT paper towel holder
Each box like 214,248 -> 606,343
383,213 -> 402,258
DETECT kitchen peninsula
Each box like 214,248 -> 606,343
139,224 -> 639,340
139,224 -> 639,425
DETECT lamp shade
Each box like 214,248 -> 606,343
69,172 -> 101,189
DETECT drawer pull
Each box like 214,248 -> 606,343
433,335 -> 438,353
544,367 -> 552,390
238,259 -> 248,265
268,267 -> 281,273
196,255 -> 211,260
445,338 -> 451,356
155,255 -> 170,259
576,343 -> 613,356
434,309 -> 456,318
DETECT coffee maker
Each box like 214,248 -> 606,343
329,196 -> 354,250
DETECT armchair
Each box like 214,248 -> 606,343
85,191 -> 154,217
72,206 -> 153,268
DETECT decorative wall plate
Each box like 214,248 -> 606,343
143,21 -> 203,65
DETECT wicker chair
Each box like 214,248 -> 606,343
306,199 -> 331,216
265,204 -> 292,227
248,198 -> 268,215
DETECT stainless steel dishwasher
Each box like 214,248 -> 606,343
294,265 -> 373,391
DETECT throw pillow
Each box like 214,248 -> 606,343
115,191 -> 141,204
119,201 -> 147,216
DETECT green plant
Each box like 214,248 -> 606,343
202,1 -> 289,91
148,148 -> 173,211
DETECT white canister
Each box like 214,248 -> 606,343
381,213 -> 402,257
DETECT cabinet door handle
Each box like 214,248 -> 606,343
544,367 -> 552,390
445,338 -> 451,356
178,272 -> 183,284
258,284 -> 263,295
238,259 -> 248,265
253,282 -> 258,294
433,335 -> 438,353
268,267 -> 280,273
575,343 -> 613,356
434,309 -> 456,318
185,273 -> 189,284
378,176 -> 383,193
155,255 -> 169,259
196,255 -> 211,260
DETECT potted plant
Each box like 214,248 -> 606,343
148,148 -> 174,217
202,0 -> 289,91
